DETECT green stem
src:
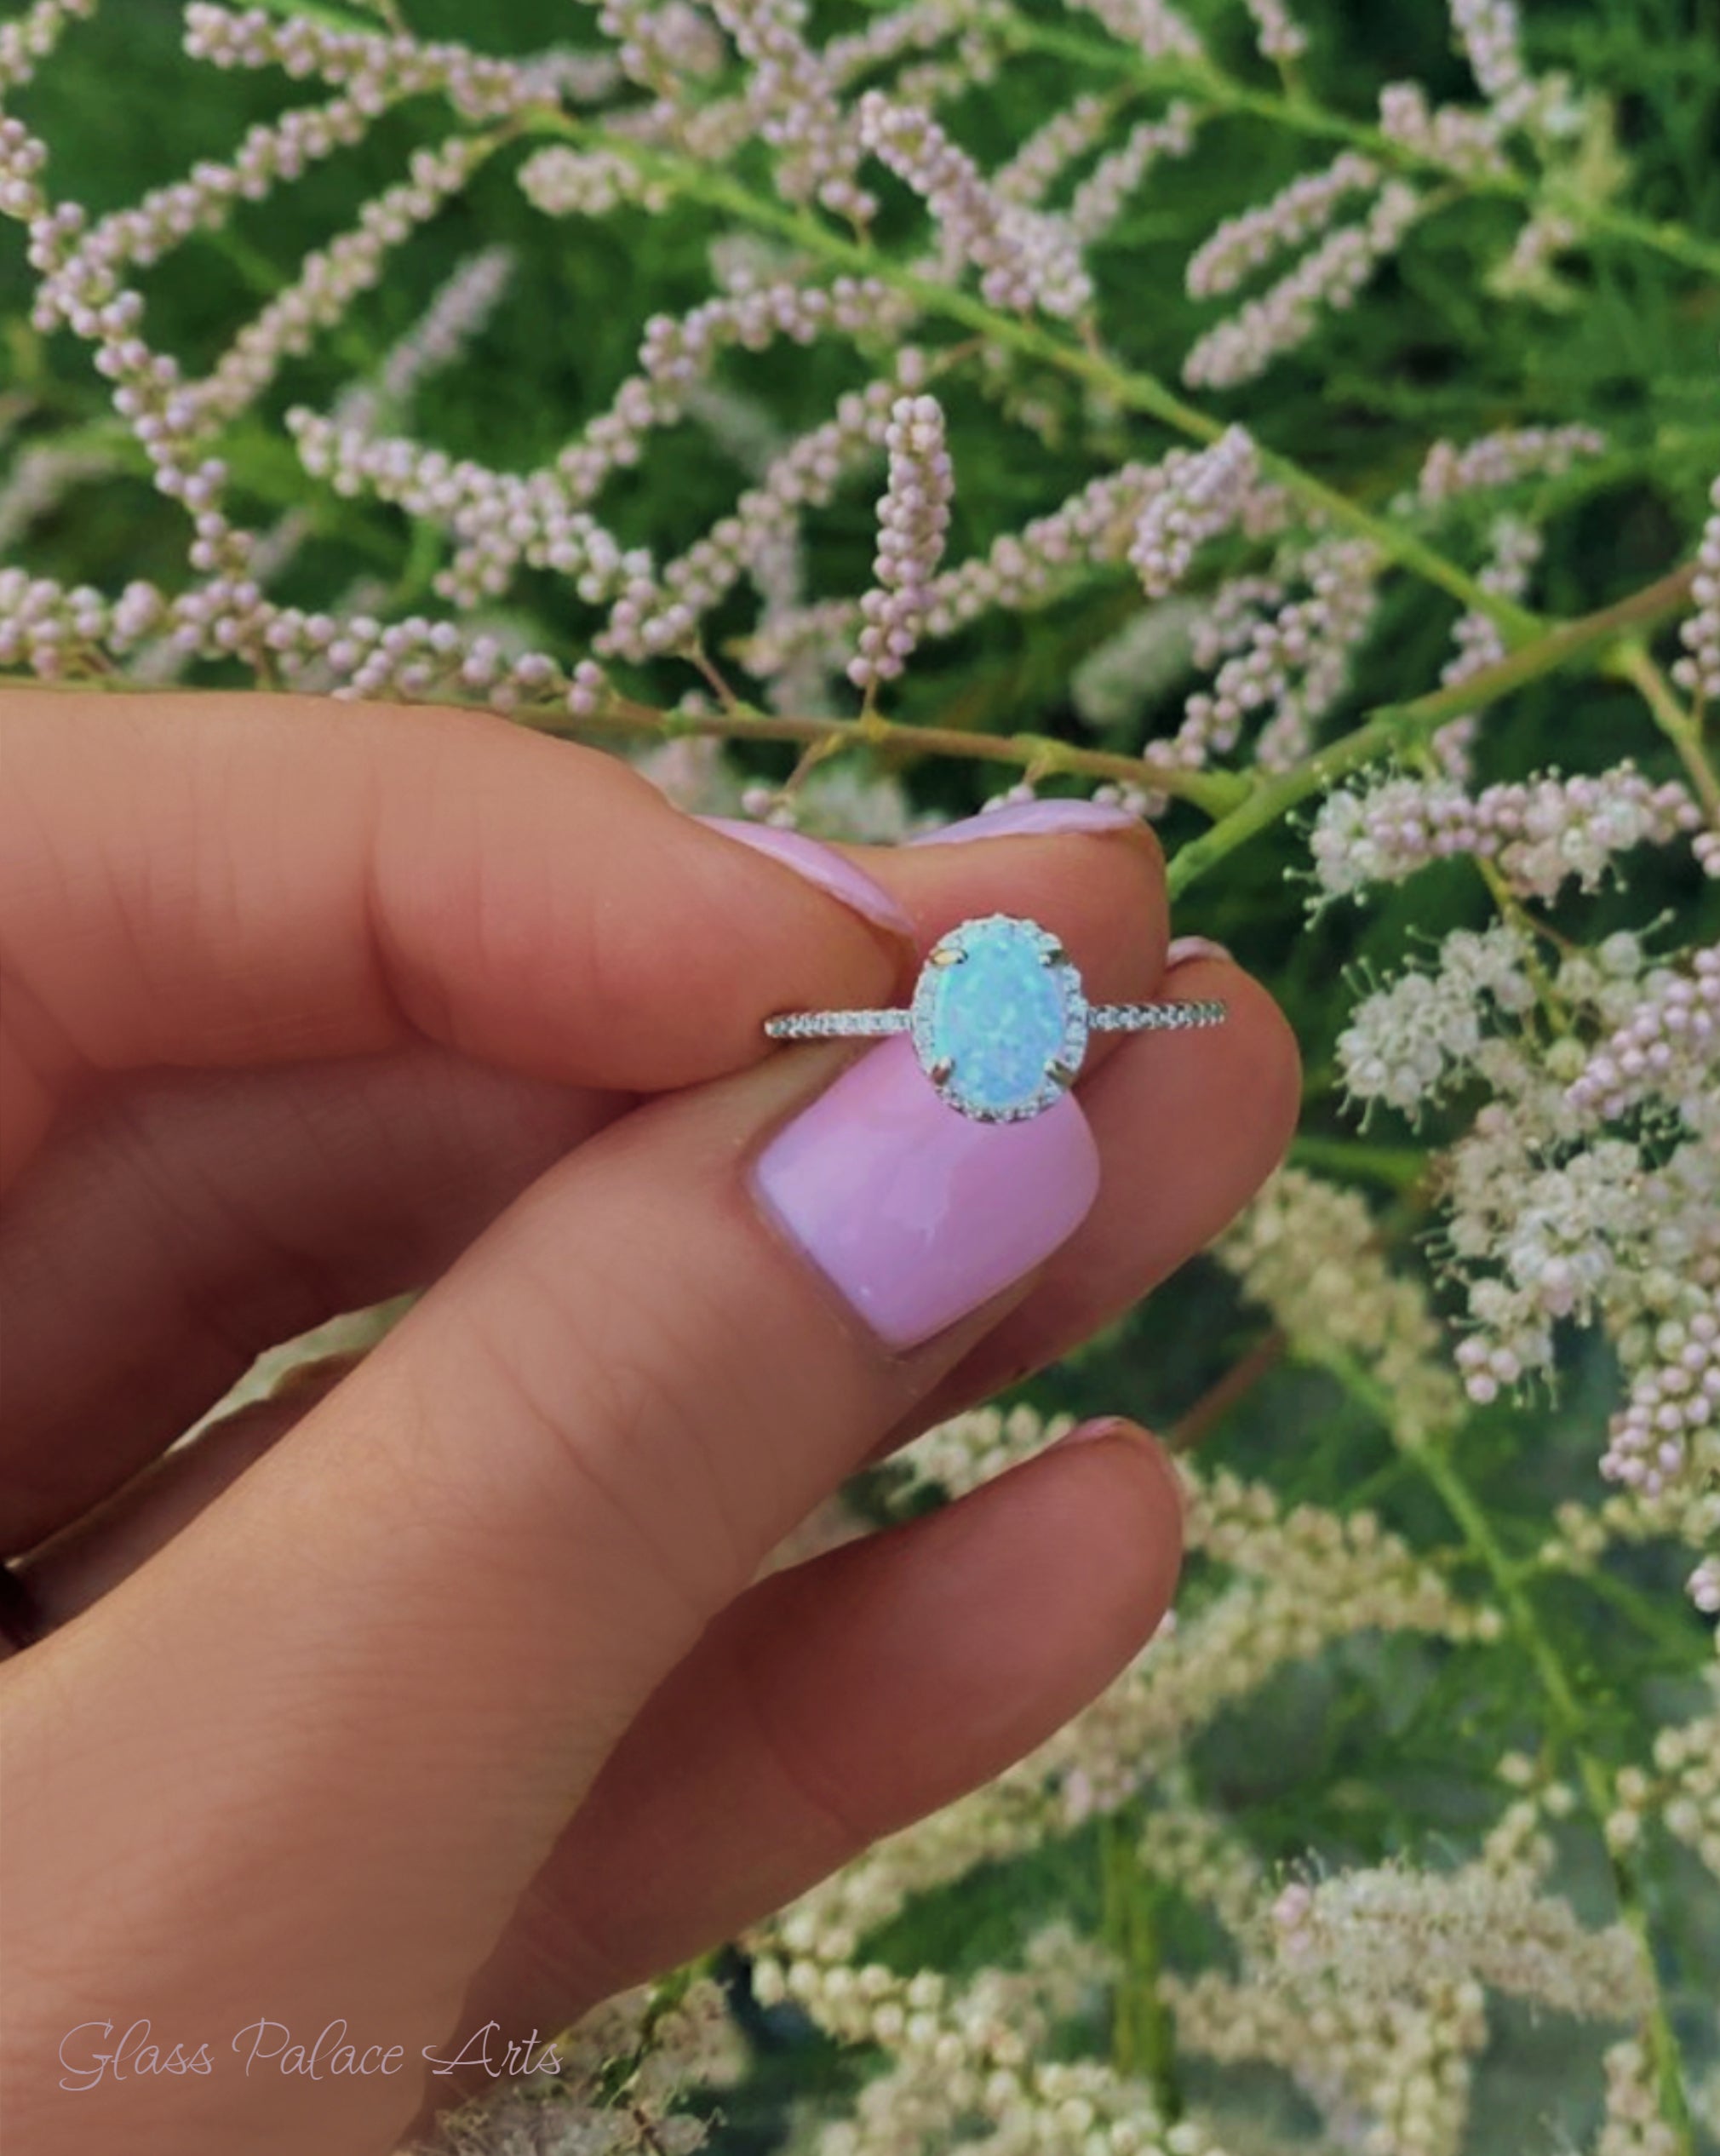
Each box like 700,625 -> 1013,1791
1611,641 -> 1720,825
217,1 -> 1637,651
1302,1339 -> 1697,2147
72,0 -> 1716,881
249,0 -> 1720,289
1527,1552 -> 1716,1666
1100,1815 -> 1182,2117
12,562 -> 1692,838
1411,1442 -> 1696,2155
578,694 -> 1247,817
535,112 -> 1533,635
1287,1134 -> 1429,1190
992,20 -> 1720,284
1166,564 -> 1699,896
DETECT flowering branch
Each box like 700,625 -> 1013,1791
1411,1440 -> 1699,2156
1167,562 -> 1702,897
1612,640 -> 1720,826
513,104 -> 1539,632
993,9 -> 1720,284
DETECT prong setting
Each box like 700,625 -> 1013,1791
767,919 -> 1224,1119
909,914 -> 1091,1121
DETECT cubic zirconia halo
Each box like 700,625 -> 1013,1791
764,911 -> 1228,1123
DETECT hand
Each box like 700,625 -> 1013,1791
0,688 -> 1299,2154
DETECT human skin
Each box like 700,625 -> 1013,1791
0,688 -> 1299,2153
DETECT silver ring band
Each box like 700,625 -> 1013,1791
764,911 -> 1227,1123
764,999 -> 1229,1041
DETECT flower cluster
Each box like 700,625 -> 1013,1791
1216,1167 -> 1466,1443
1675,473 -> 1720,702
182,3 -> 572,118
1417,421 -> 1608,506
1184,181 -> 1422,388
1337,924 -> 1538,1115
1174,531 -> 1379,770
1310,765 -> 1701,903
1596,2040 -> 1687,2156
993,91 -> 1114,207
1167,1963 -> 1488,2156
1184,152 -> 1381,301
709,0 -> 874,222
1268,1861 -> 1650,2023
628,374 -> 909,668
420,1977 -> 745,2156
748,1924 -> 1245,2156
0,0 -> 94,93
848,393 -> 955,691
1127,427 -> 1260,599
1241,0 -> 1308,65
196,136 -> 492,431
1607,1692 -> 1720,1876
1068,0 -> 1201,64
1067,101 -> 1199,243
374,249 -> 514,409
1566,945 -> 1720,1126
1599,1287 -> 1719,1503
517,143 -> 672,219
1447,0 -> 1544,129
1378,80 -> 1514,179
1439,514 -> 1539,691
857,91 -> 1093,319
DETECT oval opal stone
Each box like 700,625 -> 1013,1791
909,915 -> 1088,1121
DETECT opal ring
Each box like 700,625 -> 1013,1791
764,912 -> 1227,1123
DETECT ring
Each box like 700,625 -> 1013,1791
765,912 -> 1227,1123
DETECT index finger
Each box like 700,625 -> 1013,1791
0,689 -> 911,1189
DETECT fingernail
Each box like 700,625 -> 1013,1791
1056,1414 -> 1135,1447
751,1034 -> 1099,1351
698,817 -> 914,938
1166,934 -> 1232,967
908,799 -> 1143,847
1056,1418 -> 1187,1527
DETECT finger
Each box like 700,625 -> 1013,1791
0,812 -> 1167,1545
12,1356 -> 359,1628
10,956 -> 1287,1631
14,1406 -> 1184,2054
879,951 -> 1301,1442
1,863 -> 1219,1591
466,1422 -> 1183,2048
0,689 -> 909,1190
0,1045 -> 613,1551
12,957 -> 1282,1627
0,844 -> 1168,2153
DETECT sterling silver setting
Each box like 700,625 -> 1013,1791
764,911 -> 1228,1124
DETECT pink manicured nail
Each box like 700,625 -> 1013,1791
908,800 -> 1143,846
698,817 -> 914,938
751,1034 -> 1100,1351
1166,934 -> 1233,967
